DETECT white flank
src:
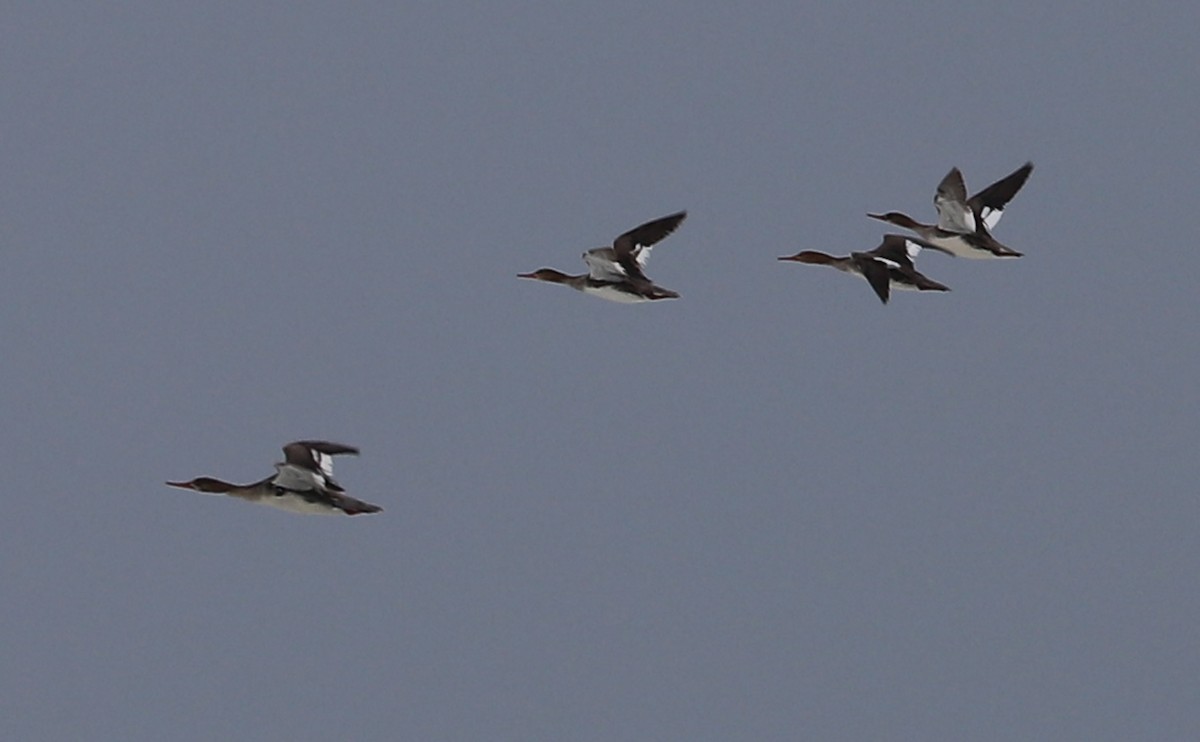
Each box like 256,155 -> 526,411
584,284 -> 650,303
261,495 -> 340,515
927,233 -> 977,259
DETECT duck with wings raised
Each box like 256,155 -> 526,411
519,211 -> 687,302
166,440 -> 381,515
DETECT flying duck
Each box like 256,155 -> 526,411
519,211 -> 687,302
778,234 -> 950,304
166,440 -> 381,515
868,162 -> 1033,259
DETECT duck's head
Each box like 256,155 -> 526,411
778,251 -> 835,265
866,211 -> 921,230
518,268 -> 572,283
166,477 -> 235,493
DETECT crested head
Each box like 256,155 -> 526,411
166,477 -> 236,493
518,268 -> 572,283
778,250 -> 836,265
866,211 -> 922,230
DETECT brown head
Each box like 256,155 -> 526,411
517,268 -> 573,284
165,477 -> 237,493
778,250 -> 837,265
866,211 -> 923,230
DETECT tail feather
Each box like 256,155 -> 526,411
333,494 -> 383,515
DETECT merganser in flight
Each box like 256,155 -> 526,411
519,211 -> 687,303
778,234 -> 950,304
166,440 -> 381,515
868,162 -> 1033,259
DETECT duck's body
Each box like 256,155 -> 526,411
520,211 -> 686,303
779,234 -> 950,304
865,212 -> 1020,259
167,440 -> 381,516
516,268 -> 679,302
869,162 -> 1033,259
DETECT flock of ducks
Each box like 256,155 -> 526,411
521,161 -> 1034,305
168,162 -> 1033,516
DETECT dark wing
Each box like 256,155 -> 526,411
905,268 -> 951,293
868,235 -> 919,270
282,440 -> 359,489
967,161 -> 1033,231
864,258 -> 892,304
283,441 -> 359,464
611,211 -> 687,280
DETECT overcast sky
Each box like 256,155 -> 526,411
2,3 -> 1198,740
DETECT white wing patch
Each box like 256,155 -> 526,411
631,243 -> 653,269
904,240 -> 923,260
935,196 -> 977,234
582,249 -> 628,280
272,463 -> 321,492
871,256 -> 901,270
582,243 -> 654,281
979,206 -> 1003,231
311,448 -> 335,478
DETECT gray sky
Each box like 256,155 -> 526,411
2,2 -> 1198,740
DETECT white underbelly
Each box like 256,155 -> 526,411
584,285 -> 649,303
928,234 -> 1007,259
259,494 -> 339,515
